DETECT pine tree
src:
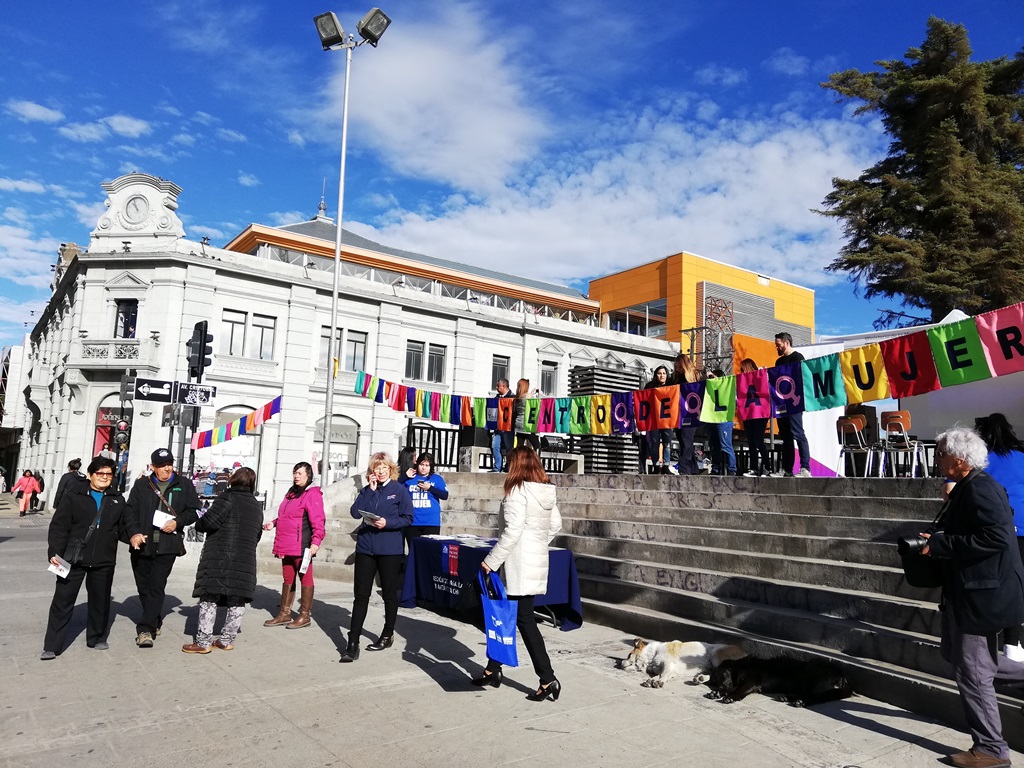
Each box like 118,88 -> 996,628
819,17 -> 1024,327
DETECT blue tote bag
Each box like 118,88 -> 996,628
479,570 -> 518,667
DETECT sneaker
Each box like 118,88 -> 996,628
40,650 -> 56,661
769,470 -> 792,478
743,470 -> 759,478
667,464 -> 680,475
1004,643 -> 1024,663
798,468 -> 812,478
136,632 -> 154,648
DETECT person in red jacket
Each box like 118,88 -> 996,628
12,470 -> 41,516
262,462 -> 325,630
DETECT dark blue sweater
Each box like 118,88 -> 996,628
350,480 -> 413,555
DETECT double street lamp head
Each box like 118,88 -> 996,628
314,7 -> 390,50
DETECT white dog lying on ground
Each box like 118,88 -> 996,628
621,638 -> 747,688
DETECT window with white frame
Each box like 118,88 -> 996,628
345,331 -> 367,372
540,361 -> 558,396
222,310 -> 246,356
405,340 -> 446,383
491,355 -> 510,390
248,314 -> 276,360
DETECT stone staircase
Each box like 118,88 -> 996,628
434,472 -> 1024,747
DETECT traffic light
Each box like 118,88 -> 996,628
186,321 -> 214,380
113,419 -> 131,447
119,373 -> 136,402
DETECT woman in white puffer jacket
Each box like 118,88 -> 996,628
474,446 -> 563,701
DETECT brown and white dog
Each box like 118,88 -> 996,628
621,638 -> 747,688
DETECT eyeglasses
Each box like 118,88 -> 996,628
93,471 -> 114,478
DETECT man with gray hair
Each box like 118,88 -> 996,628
922,425 -> 1024,768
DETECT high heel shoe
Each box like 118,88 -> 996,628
471,670 -> 502,688
526,678 -> 561,702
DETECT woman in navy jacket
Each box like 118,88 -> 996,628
41,457 -> 132,658
340,452 -> 413,662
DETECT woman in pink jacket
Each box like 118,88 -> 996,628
261,462 -> 325,629
12,470 -> 41,517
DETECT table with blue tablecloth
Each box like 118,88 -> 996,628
400,536 -> 584,631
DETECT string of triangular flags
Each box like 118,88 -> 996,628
191,395 -> 283,449
353,300 -> 1024,435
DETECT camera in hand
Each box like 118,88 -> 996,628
897,534 -> 931,556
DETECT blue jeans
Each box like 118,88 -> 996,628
491,432 -> 503,471
707,423 -> 736,474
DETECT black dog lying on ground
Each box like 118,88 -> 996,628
704,655 -> 852,707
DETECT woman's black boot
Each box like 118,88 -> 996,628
339,637 -> 360,663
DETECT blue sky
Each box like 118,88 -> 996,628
2,1 -> 1023,350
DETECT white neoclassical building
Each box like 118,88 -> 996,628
11,173 -> 676,503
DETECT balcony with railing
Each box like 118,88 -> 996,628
67,338 -> 160,373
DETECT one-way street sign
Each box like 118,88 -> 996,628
134,378 -> 175,403
177,382 -> 217,405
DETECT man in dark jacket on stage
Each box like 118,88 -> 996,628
923,426 -> 1024,768
125,448 -> 200,648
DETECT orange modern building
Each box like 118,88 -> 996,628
588,250 -> 815,373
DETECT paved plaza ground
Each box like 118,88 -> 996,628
2,494 -> 1021,768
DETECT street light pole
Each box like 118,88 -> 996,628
314,8 -> 390,488
321,37 -> 353,489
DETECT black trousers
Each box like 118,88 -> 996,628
349,553 -> 403,642
43,563 -> 115,653
778,413 -> 810,473
486,594 -> 555,684
130,552 -> 177,635
404,525 -> 441,546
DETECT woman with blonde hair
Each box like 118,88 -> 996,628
512,378 -> 541,451
739,358 -> 772,477
473,446 -> 563,701
670,353 -> 704,475
340,452 -> 413,662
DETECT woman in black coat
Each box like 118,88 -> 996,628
183,467 -> 263,654
42,457 -> 132,659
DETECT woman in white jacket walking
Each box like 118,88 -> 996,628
473,446 -> 563,701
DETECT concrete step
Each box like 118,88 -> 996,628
445,486 -> 942,518
558,532 -> 927,600
577,572 -> 949,678
561,517 -> 906,567
573,552 -> 942,636
580,597 -> 1024,751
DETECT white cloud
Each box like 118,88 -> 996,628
69,201 -> 107,228
171,133 -> 196,146
217,128 -> 247,142
103,114 -> 152,138
192,111 -> 218,125
286,130 -> 305,148
694,65 -> 748,87
0,178 -> 46,193
237,172 -> 260,187
189,224 -> 227,240
764,47 -> 810,76
5,99 -> 65,123
58,122 -> 109,142
0,224 -> 59,290
266,210 -> 308,227
310,6 -> 548,193
3,207 -> 29,226
361,106 -> 881,292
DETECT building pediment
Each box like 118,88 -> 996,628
104,271 -> 149,294
537,341 -> 566,357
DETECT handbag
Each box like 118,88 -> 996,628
63,502 -> 105,565
150,482 -> 186,557
478,570 -> 519,667
896,491 -> 956,589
